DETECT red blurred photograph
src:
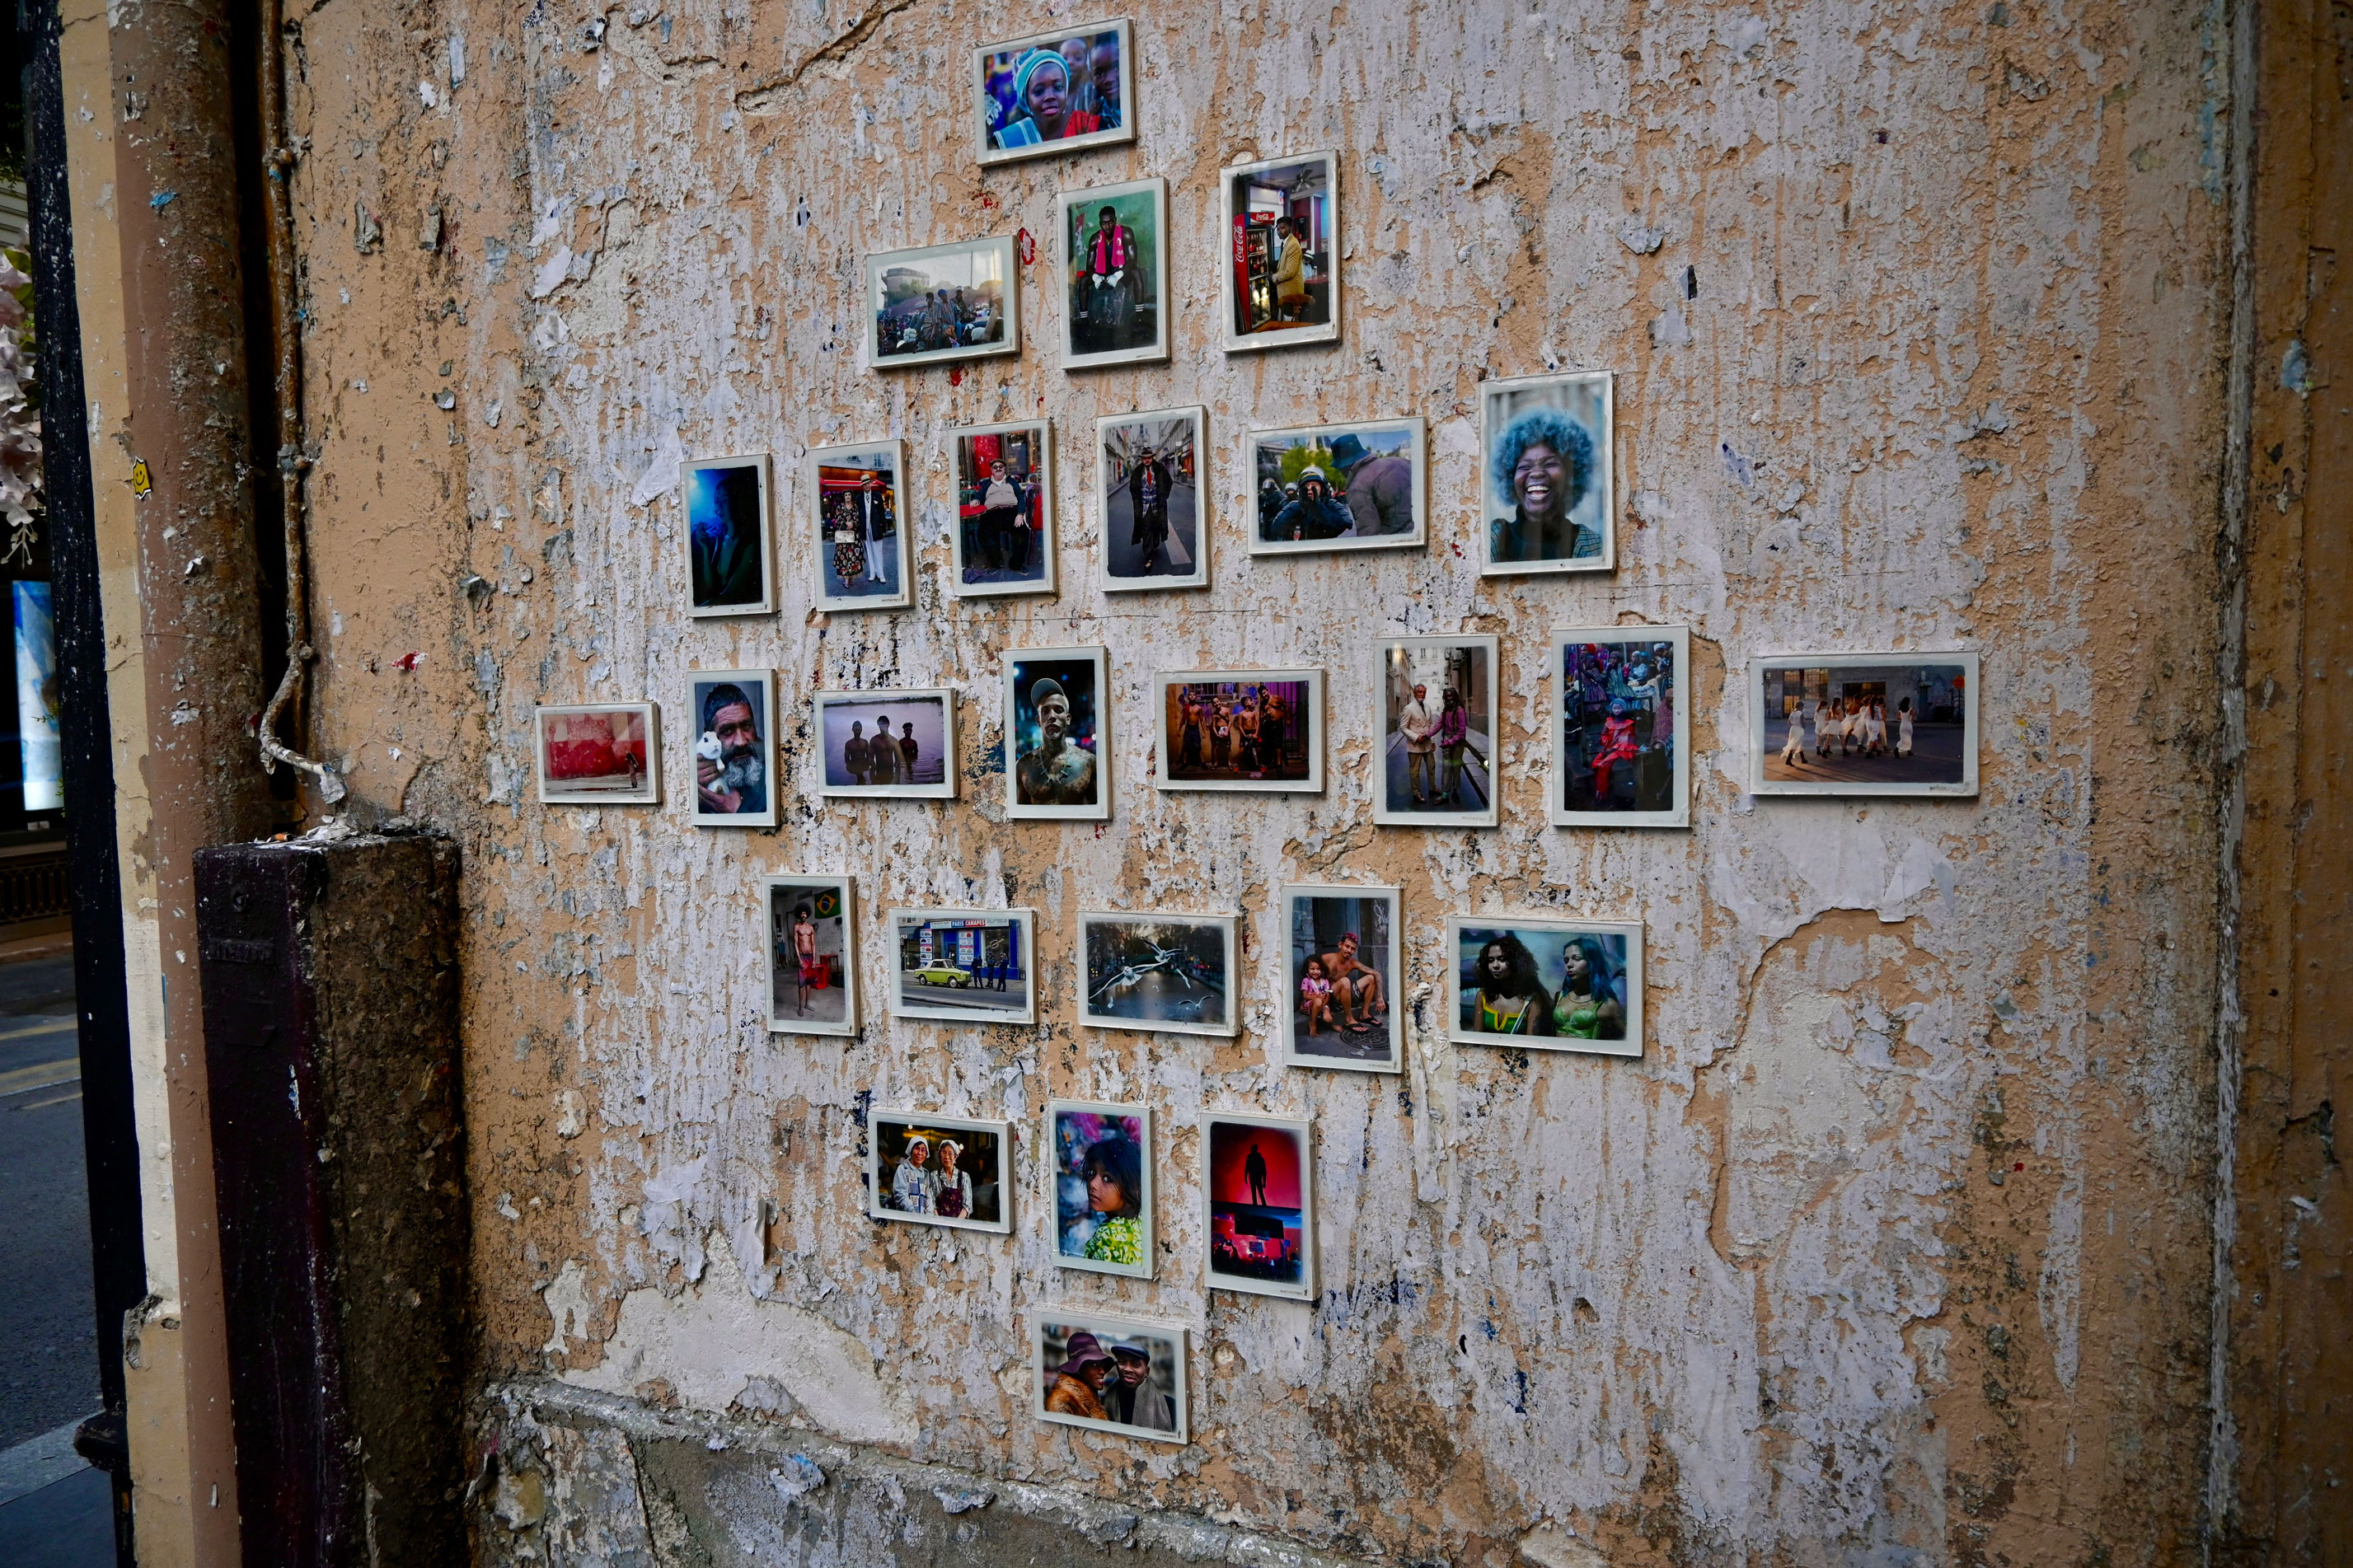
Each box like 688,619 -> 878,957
1201,1112 -> 1314,1301
534,703 -> 659,806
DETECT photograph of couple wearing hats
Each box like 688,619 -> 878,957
1249,419 -> 1425,555
867,1115 -> 1009,1233
1035,1317 -> 1185,1442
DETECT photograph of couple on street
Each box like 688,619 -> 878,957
1376,637 -> 1495,826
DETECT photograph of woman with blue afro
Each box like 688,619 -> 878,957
1480,371 -> 1615,575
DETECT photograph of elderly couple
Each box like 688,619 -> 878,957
1450,918 -> 1643,1057
975,22 -> 1133,163
1034,1314 -> 1186,1444
953,422 -> 1056,595
1077,914 -> 1235,1036
865,237 -> 1017,369
1049,1102 -> 1153,1278
1005,647 -> 1108,818
1376,636 -> 1497,827
1281,885 -> 1402,1072
688,671 -> 779,828
868,1114 -> 1009,1233
1754,653 -> 1978,798
1250,419 -> 1424,554
809,441 -> 909,612
1098,409 -> 1204,588
1204,1114 -> 1315,1300
1155,672 -> 1320,791
762,877 -> 855,1036
1554,627 -> 1690,826
815,690 -> 956,800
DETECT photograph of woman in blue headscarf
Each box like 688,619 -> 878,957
974,22 -> 1135,165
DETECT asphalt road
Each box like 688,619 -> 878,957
1382,729 -> 1493,815
1759,720 -> 1967,786
899,974 -> 1031,1015
0,946 -> 97,1453
1102,481 -> 1198,583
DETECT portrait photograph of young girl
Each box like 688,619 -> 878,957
1448,917 -> 1644,1058
1048,1101 -> 1153,1279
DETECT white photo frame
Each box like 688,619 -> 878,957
813,688 -> 959,801
682,454 -> 776,617
949,419 -> 1058,599
885,906 -> 1038,1025
867,1111 -> 1012,1233
1448,915 -> 1645,1059
686,669 -> 780,828
533,703 -> 660,807
865,236 -> 1020,370
1097,407 -> 1208,592
1244,417 -> 1425,556
1076,910 -> 1239,1037
1152,669 -> 1323,793
761,875 -> 857,1037
1549,625 -> 1691,828
1748,650 -> 1980,798
1479,371 -> 1617,577
807,439 -> 913,613
1057,178 -> 1169,371
1277,882 -> 1404,1074
1004,645 -> 1110,821
1201,1112 -> 1315,1301
974,20 -> 1137,167
1046,1099 -> 1154,1280
1220,150 -> 1340,353
1033,1310 -> 1188,1445
1371,634 -> 1499,828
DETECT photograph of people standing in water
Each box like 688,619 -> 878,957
1076,913 -> 1235,1037
1448,917 -> 1643,1058
1373,634 -> 1498,827
1552,625 -> 1690,827
1048,1101 -> 1154,1279
1098,409 -> 1207,590
1153,670 -> 1321,792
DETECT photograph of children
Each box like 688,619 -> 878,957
887,907 -> 1038,1024
809,441 -> 910,612
1551,625 -> 1691,827
1221,152 -> 1339,352
1751,652 -> 1979,798
534,704 -> 659,806
1059,179 -> 1167,369
1373,635 -> 1498,827
1005,647 -> 1109,821
1033,1313 -> 1187,1444
1449,917 -> 1644,1058
687,670 -> 779,827
950,421 -> 1056,597
866,237 -> 1019,370
1048,1101 -> 1153,1278
762,876 -> 855,1036
1154,670 -> 1322,792
814,689 -> 956,800
1480,372 -> 1615,575
1098,409 -> 1206,590
1076,912 -> 1236,1037
683,456 -> 774,615
974,21 -> 1135,166
1248,419 -> 1425,555
1278,883 -> 1402,1073
867,1113 -> 1010,1233
1202,1114 -> 1315,1301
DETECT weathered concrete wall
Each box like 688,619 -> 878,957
277,0 -> 2238,1561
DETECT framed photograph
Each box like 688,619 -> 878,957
1750,651 -> 1979,798
1202,1113 -> 1314,1301
867,1112 -> 1010,1233
1373,634 -> 1498,827
886,906 -> 1037,1025
813,688 -> 957,800
687,669 -> 778,828
1005,646 -> 1109,820
762,875 -> 856,1036
1450,916 -> 1643,1058
950,420 -> 1057,598
1076,911 -> 1237,1037
1552,625 -> 1690,826
1034,1312 -> 1186,1444
1059,179 -> 1168,370
1154,670 -> 1322,792
1246,418 -> 1424,555
1221,151 -> 1339,352
1479,372 -> 1616,575
1047,1100 -> 1153,1278
1098,408 -> 1207,591
975,20 -> 1136,166
866,236 -> 1019,370
1277,882 -> 1402,1074
533,703 -> 659,806
683,455 -> 774,616
808,440 -> 912,612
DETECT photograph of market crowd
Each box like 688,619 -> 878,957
1559,637 -> 1677,812
1161,677 -> 1310,785
874,247 -> 1007,360
1758,661 -> 1969,786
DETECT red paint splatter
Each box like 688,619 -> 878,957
979,191 -> 999,210
2013,1161 -> 2025,1172
394,651 -> 424,672
1017,228 -> 1035,265
949,367 -> 964,387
